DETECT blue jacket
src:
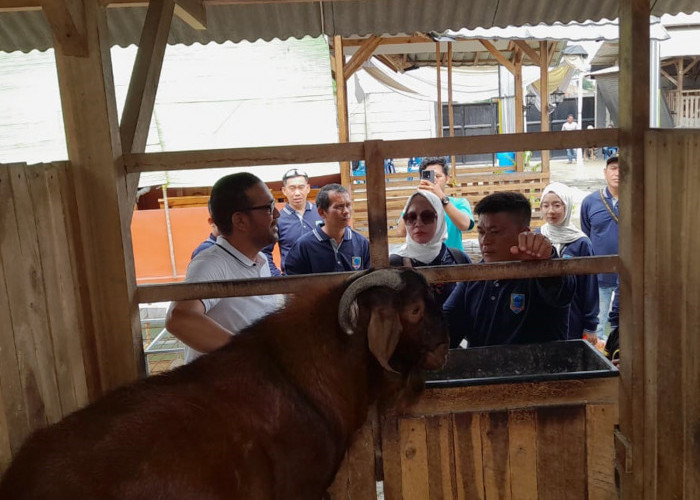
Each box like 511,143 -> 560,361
580,187 -> 619,287
390,244 -> 471,307
262,202 -> 323,276
285,225 -> 371,275
444,271 -> 575,348
559,237 -> 600,338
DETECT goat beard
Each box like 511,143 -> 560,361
376,369 -> 425,414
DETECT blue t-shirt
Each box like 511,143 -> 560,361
285,225 -> 371,275
445,197 -> 474,251
444,271 -> 575,347
580,187 -> 619,287
262,202 -> 323,276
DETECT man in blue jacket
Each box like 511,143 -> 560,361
285,183 -> 370,275
580,155 -> 619,340
262,168 -> 323,276
444,191 -> 575,347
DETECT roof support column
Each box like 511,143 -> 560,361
332,35 -> 351,189
539,41 -> 550,172
53,0 -> 143,397
436,42 -> 443,138
617,0 -> 649,498
514,50 -> 524,171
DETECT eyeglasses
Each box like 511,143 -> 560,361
239,200 -> 277,215
403,210 -> 437,225
282,168 -> 309,182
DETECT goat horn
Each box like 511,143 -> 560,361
338,269 -> 404,335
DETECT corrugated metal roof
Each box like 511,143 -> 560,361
1,0 -> 699,54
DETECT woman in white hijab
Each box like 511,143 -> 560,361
539,182 -> 599,342
390,190 -> 471,306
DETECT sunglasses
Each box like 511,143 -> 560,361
403,210 -> 437,225
239,200 -> 277,215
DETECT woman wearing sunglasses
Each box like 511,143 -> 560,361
390,190 -> 471,306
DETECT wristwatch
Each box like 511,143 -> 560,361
440,195 -> 450,206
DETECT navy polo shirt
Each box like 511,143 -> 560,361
263,202 -> 323,276
285,225 -> 371,275
444,273 -> 575,348
580,187 -> 619,287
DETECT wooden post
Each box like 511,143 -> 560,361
514,50 -> 524,172
120,0 -> 176,213
618,0 -> 649,498
436,42 -> 443,138
333,35 -> 351,189
448,42 -> 456,172
364,140 -> 388,268
540,41 -> 550,173
53,0 -> 143,396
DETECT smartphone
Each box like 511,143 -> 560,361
421,170 -> 435,183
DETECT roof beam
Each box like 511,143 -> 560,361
343,35 -> 382,80
120,0 -> 175,211
174,0 -> 205,29
39,0 -> 87,57
512,39 -> 541,66
479,39 -> 514,74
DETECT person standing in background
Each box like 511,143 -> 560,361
396,157 -> 474,252
580,155 -> 620,340
285,184 -> 370,275
539,182 -> 599,343
562,114 -> 579,164
262,168 -> 322,276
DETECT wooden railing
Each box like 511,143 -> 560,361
664,90 -> 700,128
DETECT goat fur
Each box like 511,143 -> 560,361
0,269 -> 448,500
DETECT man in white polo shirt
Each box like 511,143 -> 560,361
166,172 -> 283,363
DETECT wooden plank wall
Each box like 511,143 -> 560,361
641,130 -> 700,499
0,162 -> 90,473
381,403 -> 618,500
351,167 -> 549,243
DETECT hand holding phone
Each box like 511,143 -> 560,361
420,170 -> 435,183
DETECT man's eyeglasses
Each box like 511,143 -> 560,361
239,200 -> 277,215
403,210 -> 437,225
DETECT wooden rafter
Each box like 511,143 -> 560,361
174,0 -> 205,29
343,35 -> 382,80
661,68 -> 678,87
341,33 -> 433,48
512,39 -> 540,66
121,0 -> 175,210
39,0 -> 87,57
479,39 -> 515,74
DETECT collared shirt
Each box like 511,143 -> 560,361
285,224 -> 371,275
444,271 -> 575,348
580,186 -> 619,286
184,236 -> 283,363
191,233 -> 217,260
262,202 -> 323,276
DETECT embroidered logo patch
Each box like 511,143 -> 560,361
351,256 -> 362,270
510,293 -> 525,314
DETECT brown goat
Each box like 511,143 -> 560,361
0,268 -> 448,500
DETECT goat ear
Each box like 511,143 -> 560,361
367,307 -> 402,374
345,300 -> 359,334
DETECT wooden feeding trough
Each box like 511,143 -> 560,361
330,341 -> 619,499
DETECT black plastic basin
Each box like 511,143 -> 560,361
425,340 -> 619,388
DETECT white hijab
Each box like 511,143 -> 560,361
395,190 -> 447,264
540,182 -> 586,254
